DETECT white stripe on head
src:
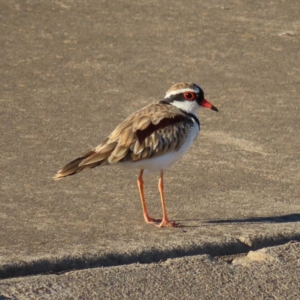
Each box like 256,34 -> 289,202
165,87 -> 199,98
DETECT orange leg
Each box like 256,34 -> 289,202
137,169 -> 160,224
157,170 -> 179,228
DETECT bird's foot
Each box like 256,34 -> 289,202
144,215 -> 162,224
157,219 -> 181,228
144,215 -> 181,227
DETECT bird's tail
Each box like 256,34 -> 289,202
54,150 -> 109,179
53,151 -> 96,179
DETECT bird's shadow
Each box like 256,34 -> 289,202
177,213 -> 300,228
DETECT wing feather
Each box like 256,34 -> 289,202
92,103 -> 195,164
55,103 -> 196,179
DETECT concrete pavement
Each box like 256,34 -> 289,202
1,0 -> 299,298
1,242 -> 300,299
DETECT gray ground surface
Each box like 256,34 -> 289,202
1,0 -> 300,298
1,242 -> 300,300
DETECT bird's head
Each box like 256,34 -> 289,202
163,82 -> 218,115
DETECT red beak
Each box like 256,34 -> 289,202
200,99 -> 218,112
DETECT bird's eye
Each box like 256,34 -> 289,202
183,92 -> 195,101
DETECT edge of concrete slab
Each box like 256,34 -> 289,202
1,232 -> 299,280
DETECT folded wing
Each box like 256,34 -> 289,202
54,103 -> 194,179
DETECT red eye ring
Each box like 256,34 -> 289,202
183,92 -> 195,101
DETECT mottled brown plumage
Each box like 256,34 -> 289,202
54,103 -> 194,179
54,82 -> 218,228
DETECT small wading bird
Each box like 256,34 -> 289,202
54,83 -> 218,227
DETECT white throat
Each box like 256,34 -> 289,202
170,100 -> 200,115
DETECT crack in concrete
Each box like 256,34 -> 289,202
1,235 -> 299,280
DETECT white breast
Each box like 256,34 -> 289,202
123,119 -> 200,172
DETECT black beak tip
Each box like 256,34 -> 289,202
211,105 -> 218,112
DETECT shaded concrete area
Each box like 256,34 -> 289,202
1,0 -> 300,297
1,242 -> 300,299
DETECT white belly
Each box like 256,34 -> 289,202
123,122 -> 200,172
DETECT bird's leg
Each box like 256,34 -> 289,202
157,170 -> 179,228
137,169 -> 160,224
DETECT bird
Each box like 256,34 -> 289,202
54,82 -> 218,228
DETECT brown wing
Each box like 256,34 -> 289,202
54,103 -> 194,179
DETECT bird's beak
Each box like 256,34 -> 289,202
200,99 -> 218,112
